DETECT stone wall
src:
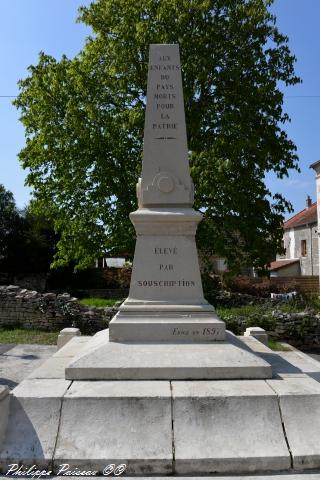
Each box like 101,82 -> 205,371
0,285 -> 118,335
71,288 -> 128,299
215,297 -> 320,348
1,285 -> 319,347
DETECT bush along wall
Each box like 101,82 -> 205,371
216,297 -> 320,348
0,285 -> 119,335
1,285 -> 320,347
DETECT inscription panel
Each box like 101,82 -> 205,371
136,244 -> 196,291
129,235 -> 204,302
141,44 -> 191,202
172,327 -> 221,340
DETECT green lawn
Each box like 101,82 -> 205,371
0,327 -> 59,345
79,297 -> 121,307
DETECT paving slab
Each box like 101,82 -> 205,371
240,336 -> 320,381
268,377 -> 320,470
0,386 -> 10,446
0,344 -> 56,389
54,381 -> 172,475
172,380 -> 290,474
66,330 -> 272,380
0,344 -> 14,355
0,379 -> 71,472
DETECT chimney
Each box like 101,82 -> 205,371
306,195 -> 312,208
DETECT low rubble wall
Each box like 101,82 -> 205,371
0,285 -> 319,346
0,285 -> 117,335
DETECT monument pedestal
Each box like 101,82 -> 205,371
109,312 -> 225,343
110,207 -> 226,343
65,330 -> 272,380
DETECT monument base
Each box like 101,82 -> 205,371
65,330 -> 272,380
2,336 -> 320,475
109,310 -> 225,343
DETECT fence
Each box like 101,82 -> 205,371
270,276 -> 319,294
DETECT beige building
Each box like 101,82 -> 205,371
269,196 -> 318,277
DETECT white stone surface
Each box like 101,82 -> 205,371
109,312 -> 225,343
0,379 -> 70,470
140,44 -> 192,207
240,335 -> 272,353
172,380 -> 290,474
276,351 -> 320,375
53,336 -> 90,358
256,350 -> 320,379
27,355 -> 72,379
244,326 -> 268,346
268,377 -> 320,469
0,385 -> 9,401
66,330 -> 272,380
110,44 -> 225,342
0,343 -> 57,389
0,386 -> 10,447
121,227 -> 211,309
57,327 -> 81,350
54,381 -> 172,474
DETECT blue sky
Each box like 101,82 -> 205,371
0,0 -> 319,217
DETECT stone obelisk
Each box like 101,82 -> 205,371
109,44 -> 225,342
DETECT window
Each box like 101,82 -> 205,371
301,240 -> 307,257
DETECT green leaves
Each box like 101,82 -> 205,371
0,185 -> 20,260
14,0 -> 300,272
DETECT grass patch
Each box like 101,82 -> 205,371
0,327 -> 58,345
268,338 -> 291,352
79,297 -> 121,308
278,302 -> 304,313
216,305 -> 262,317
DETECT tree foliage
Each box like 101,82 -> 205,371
14,0 -> 300,272
0,184 -> 21,262
0,186 -> 57,273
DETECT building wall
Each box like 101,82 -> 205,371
270,262 -> 300,277
277,223 -> 318,276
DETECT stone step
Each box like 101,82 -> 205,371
2,376 -> 316,476
65,330 -> 272,380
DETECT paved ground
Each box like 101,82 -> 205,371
0,343 -> 57,389
303,351 -> 320,362
0,342 -> 320,391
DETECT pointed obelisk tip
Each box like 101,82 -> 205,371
138,43 -> 194,208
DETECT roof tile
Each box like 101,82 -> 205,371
284,202 -> 317,229
268,259 -> 300,271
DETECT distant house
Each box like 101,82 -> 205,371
269,196 -> 318,277
95,257 -> 126,268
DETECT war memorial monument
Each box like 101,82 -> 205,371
1,44 -> 320,479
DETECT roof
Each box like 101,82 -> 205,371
310,160 -> 320,170
283,202 -> 317,230
268,259 -> 300,271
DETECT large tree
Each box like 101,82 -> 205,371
0,184 -> 21,263
0,189 -> 57,273
14,0 -> 300,272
